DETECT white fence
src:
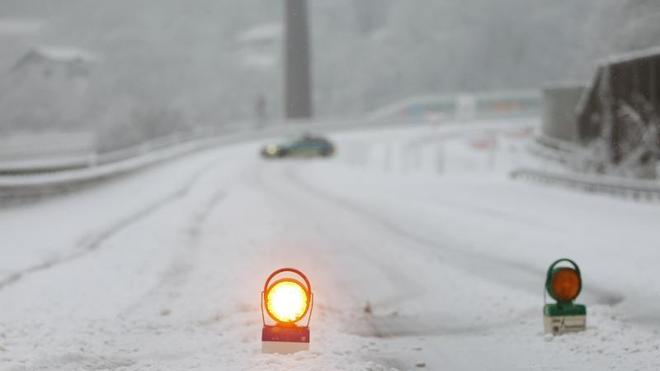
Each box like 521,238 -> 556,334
366,90 -> 541,124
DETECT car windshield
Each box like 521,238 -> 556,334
1,1 -> 660,370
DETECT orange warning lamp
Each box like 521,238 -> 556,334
261,268 -> 313,353
543,258 -> 586,335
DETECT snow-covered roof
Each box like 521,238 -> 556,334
239,52 -> 278,70
12,46 -> 98,71
236,23 -> 282,44
29,46 -> 97,63
600,45 -> 660,66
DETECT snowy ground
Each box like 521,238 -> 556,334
1,119 -> 660,370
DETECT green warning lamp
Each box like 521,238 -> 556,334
543,259 -> 586,335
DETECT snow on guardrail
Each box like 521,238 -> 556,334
510,167 -> 660,201
0,155 -> 94,175
0,131 -> 97,174
0,90 -> 544,201
0,133 -> 216,200
0,118 -> 389,201
526,134 -> 579,166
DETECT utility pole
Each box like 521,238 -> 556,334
284,0 -> 313,120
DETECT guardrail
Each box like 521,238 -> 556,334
0,132 -> 218,201
526,134 -> 579,166
0,118 -> 401,202
0,132 -> 96,174
0,155 -> 94,175
0,89 -> 545,203
0,127 -> 236,175
510,167 -> 660,201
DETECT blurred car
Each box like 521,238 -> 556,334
261,134 -> 335,158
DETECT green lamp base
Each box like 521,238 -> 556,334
543,303 -> 586,335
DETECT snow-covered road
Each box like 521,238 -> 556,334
2,120 -> 660,370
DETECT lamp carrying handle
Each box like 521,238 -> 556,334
263,267 -> 312,295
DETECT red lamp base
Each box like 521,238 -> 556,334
262,325 -> 310,354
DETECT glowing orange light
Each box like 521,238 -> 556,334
265,279 -> 310,324
550,268 -> 581,302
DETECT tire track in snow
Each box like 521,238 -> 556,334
251,162 -> 426,310
188,189 -> 227,241
252,162 -> 554,346
355,308 -> 541,338
0,162 -> 217,291
252,162 -> 522,339
273,164 -> 628,339
120,187 -> 226,316
282,166 -> 624,308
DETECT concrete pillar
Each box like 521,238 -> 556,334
541,84 -> 586,143
284,0 -> 313,120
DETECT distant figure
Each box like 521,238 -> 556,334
255,94 -> 267,127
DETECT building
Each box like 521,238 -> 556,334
0,46 -> 97,132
